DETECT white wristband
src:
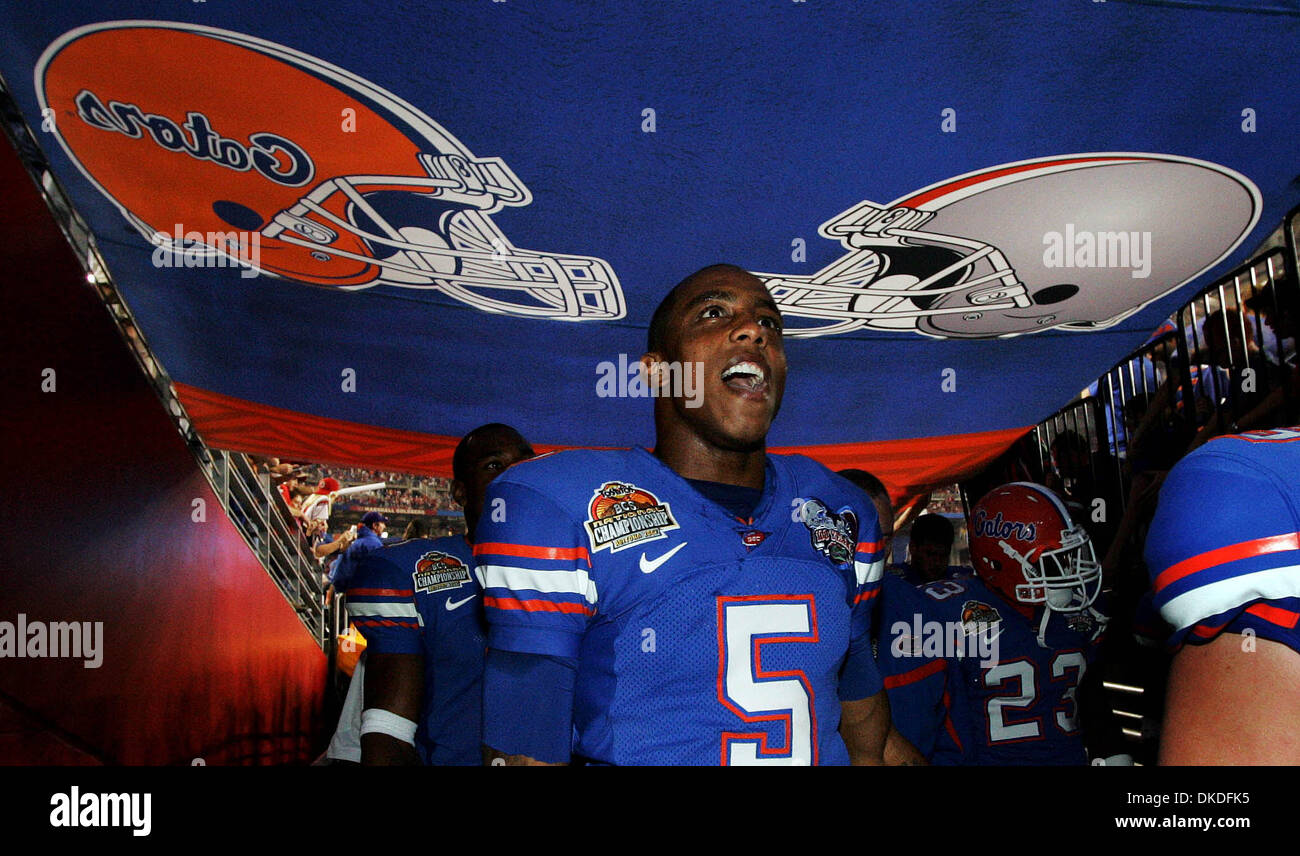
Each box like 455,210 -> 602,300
360,708 -> 417,746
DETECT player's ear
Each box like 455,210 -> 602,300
640,353 -> 668,393
451,479 -> 467,511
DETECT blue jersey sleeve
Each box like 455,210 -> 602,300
1145,437 -> 1300,652
344,550 -> 424,655
482,650 -> 578,763
876,575 -> 952,758
839,510 -> 886,700
331,534 -> 383,590
474,478 -> 596,660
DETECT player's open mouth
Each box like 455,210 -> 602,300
721,360 -> 768,396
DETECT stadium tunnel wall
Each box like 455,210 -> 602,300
0,135 -> 328,764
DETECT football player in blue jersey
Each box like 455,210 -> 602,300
344,423 -> 534,765
838,468 -> 928,766
877,482 -> 1108,764
1144,426 -> 1300,764
896,513 -> 967,585
479,264 -> 893,765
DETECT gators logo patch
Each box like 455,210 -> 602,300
584,481 -> 679,554
412,551 -> 471,593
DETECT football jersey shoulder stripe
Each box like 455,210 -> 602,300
348,602 -> 420,619
1245,601 -> 1300,629
354,618 -> 421,629
346,587 -> 414,598
484,595 -> 594,616
853,587 -> 880,605
475,541 -> 591,564
1153,531 -> 1300,592
1188,601 -> 1300,640
481,563 -> 597,603
1160,563 -> 1300,630
855,558 -> 886,586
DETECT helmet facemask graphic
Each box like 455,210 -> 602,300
763,201 -> 1030,337
260,153 -> 623,319
757,155 -> 1260,339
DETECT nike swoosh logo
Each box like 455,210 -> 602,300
640,542 -> 688,574
445,594 -> 477,611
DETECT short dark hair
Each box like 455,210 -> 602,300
910,513 -> 954,547
836,468 -> 890,504
402,518 -> 431,540
647,263 -> 754,354
452,423 -> 527,483
1050,430 -> 1088,454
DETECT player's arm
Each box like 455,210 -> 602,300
838,504 -> 897,765
481,650 -> 575,766
885,722 -> 927,765
360,653 -> 423,766
476,478 -> 591,766
876,577 -> 956,762
839,691 -> 890,765
1160,632 -> 1300,764
344,552 -> 426,765
1145,447 -> 1300,764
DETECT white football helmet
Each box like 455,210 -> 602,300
761,154 -> 1259,339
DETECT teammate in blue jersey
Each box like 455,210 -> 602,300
894,512 -> 968,586
344,424 -> 534,765
877,482 -> 1108,764
837,468 -> 927,765
1144,426 -> 1300,764
479,264 -> 893,765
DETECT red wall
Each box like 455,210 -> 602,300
0,135 -> 327,765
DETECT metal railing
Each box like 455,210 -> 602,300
212,451 -> 329,643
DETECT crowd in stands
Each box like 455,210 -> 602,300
242,457 -> 463,585
333,487 -> 443,513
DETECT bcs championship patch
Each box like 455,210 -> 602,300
584,481 -> 679,554
412,551 -> 471,593
799,498 -> 858,566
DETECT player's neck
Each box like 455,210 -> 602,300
652,428 -> 767,490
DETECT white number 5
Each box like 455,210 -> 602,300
717,596 -> 818,766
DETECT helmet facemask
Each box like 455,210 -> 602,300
999,523 -> 1102,613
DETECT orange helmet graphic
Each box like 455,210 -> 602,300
37,21 -> 625,321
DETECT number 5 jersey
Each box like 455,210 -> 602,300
475,447 -> 886,765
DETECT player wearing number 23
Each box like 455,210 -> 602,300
477,265 -> 890,765
878,482 -> 1107,764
